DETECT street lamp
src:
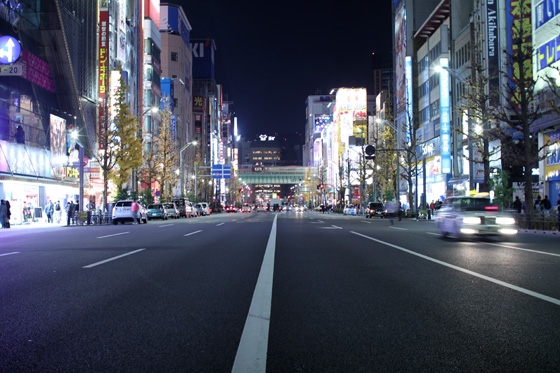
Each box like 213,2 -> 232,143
179,140 -> 198,196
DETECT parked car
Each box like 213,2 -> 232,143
343,204 -> 357,216
162,202 -> 179,219
436,196 -> 518,240
193,204 -> 205,216
146,204 -> 167,220
172,198 -> 195,218
112,200 -> 148,224
199,202 -> 211,215
241,203 -> 251,213
366,202 -> 385,218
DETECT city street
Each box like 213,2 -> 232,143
1,211 -> 559,372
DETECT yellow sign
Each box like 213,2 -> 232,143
65,167 -> 79,178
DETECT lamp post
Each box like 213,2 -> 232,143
179,140 -> 198,196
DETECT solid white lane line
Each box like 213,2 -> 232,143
82,249 -> 145,269
232,214 -> 277,372
0,252 -> 20,257
216,223 -> 225,226
158,224 -> 174,228
483,241 -> 560,258
97,232 -> 130,239
184,230 -> 202,237
351,231 -> 560,306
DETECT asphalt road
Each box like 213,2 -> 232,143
1,211 -> 559,372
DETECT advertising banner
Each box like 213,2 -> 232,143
394,2 -> 407,112
193,96 -> 205,112
98,0 -> 109,150
439,58 -> 451,174
487,0 -> 499,106
49,115 -> 66,178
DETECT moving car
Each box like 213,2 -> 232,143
257,205 -> 266,212
343,204 -> 357,216
146,204 -> 167,220
366,202 -> 385,218
225,205 -> 237,213
436,196 -> 518,239
112,200 -> 148,224
162,202 -> 179,219
241,204 -> 251,213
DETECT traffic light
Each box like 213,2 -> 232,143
319,184 -> 324,189
365,144 -> 376,160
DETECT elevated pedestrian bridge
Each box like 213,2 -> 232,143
238,166 -> 308,185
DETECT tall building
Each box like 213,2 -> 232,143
160,3 -> 194,194
0,1 -> 100,224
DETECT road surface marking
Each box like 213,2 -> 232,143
482,241 -> 560,258
426,232 -> 440,236
350,231 -> 560,307
320,225 -> 343,230
311,220 -> 324,224
97,232 -> 129,239
158,224 -> 174,228
361,221 -> 372,223
0,252 -> 19,257
82,249 -> 145,269
184,230 -> 202,237
232,214 -> 277,372
389,226 -> 407,230
216,223 -> 225,226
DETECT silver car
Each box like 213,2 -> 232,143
436,196 -> 518,239
112,200 -> 148,224
162,202 -> 179,219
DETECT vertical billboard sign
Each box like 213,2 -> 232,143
394,2 -> 406,112
98,0 -> 109,150
405,56 -> 413,144
439,57 -> 451,174
486,0 -> 499,107
506,0 -> 532,108
49,114 -> 67,178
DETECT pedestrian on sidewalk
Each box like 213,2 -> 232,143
44,201 -> 54,223
0,200 -> 7,228
131,200 -> 139,224
66,201 -> 75,226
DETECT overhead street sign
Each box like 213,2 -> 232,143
0,36 -> 22,65
212,164 -> 232,179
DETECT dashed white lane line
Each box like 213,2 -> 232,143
184,230 -> 202,237
0,252 -> 20,257
82,249 -> 145,269
216,223 -> 225,226
389,226 -> 407,230
232,214 -> 277,372
97,232 -> 130,239
158,224 -> 174,228
426,232 -> 440,236
351,231 -> 560,306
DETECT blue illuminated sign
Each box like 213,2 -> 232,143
439,57 -> 451,174
0,36 -> 21,65
405,56 -> 413,145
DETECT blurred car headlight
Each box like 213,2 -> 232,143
463,217 -> 481,225
496,217 -> 515,225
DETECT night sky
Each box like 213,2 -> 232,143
176,1 -> 393,139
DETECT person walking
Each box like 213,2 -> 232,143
54,201 -> 61,223
0,200 -> 7,228
67,201 -> 75,226
534,195 -> 542,213
5,200 -> 10,228
513,196 -> 522,214
542,195 -> 552,216
44,201 -> 54,223
131,200 -> 139,224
